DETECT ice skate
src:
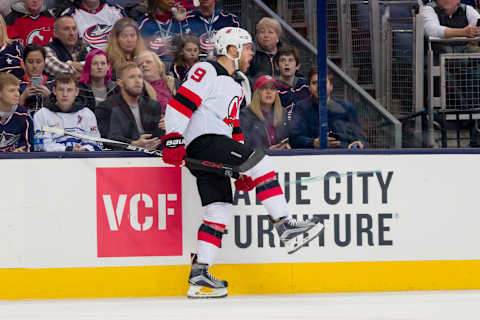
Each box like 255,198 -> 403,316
187,257 -> 228,299
274,216 -> 324,254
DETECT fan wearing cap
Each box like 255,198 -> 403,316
240,75 -> 290,150
162,27 -> 324,299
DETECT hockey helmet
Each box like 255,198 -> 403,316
213,27 -> 253,60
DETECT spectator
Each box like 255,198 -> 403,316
78,49 -> 116,111
61,0 -> 125,50
44,16 -> 88,77
96,62 -> 164,149
290,68 -> 366,149
275,45 -> 309,121
0,0 -> 16,17
423,0 -> 477,8
135,50 -> 175,112
33,72 -> 102,151
138,0 -> 190,69
19,44 -> 55,115
186,0 -> 239,59
423,0 -> 480,43
106,17 -> 146,76
5,0 -> 54,46
0,15 -> 24,79
0,72 -> 33,152
171,34 -> 200,83
240,75 -> 290,150
246,17 -> 282,83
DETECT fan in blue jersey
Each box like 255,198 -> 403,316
0,72 -> 34,153
138,0 -> 191,70
0,15 -> 24,80
19,44 -> 55,117
185,0 -> 240,59
274,45 -> 310,121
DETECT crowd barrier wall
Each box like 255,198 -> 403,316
1,150 -> 480,299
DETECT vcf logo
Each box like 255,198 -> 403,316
26,27 -> 51,44
96,167 -> 182,257
102,193 -> 178,231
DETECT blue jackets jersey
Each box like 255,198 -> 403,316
0,40 -> 24,79
0,105 -> 34,152
138,12 -> 190,68
62,0 -> 125,50
277,77 -> 310,121
186,7 -> 239,54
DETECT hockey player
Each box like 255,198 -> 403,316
161,27 -> 324,299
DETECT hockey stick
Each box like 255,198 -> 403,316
40,126 -> 241,178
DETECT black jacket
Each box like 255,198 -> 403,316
246,48 -> 279,86
77,81 -> 117,112
240,106 -> 289,150
96,93 -> 164,143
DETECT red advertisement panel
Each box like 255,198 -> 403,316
96,167 -> 182,257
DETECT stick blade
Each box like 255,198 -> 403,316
40,126 -> 64,135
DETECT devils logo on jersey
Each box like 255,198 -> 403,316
84,24 -> 113,48
223,95 -> 242,127
26,27 -> 52,45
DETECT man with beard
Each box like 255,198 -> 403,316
95,61 -> 164,149
162,27 -> 324,298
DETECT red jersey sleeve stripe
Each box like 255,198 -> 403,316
178,86 -> 202,107
168,97 -> 193,118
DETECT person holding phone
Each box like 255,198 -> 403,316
290,67 -> 366,149
240,75 -> 291,150
19,44 -> 55,116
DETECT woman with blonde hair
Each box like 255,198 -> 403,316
240,75 -> 290,150
105,18 -> 146,76
246,17 -> 283,82
135,50 -> 176,113
0,14 -> 24,79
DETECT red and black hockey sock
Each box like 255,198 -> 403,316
198,220 -> 226,248
255,175 -> 283,202
196,220 -> 226,265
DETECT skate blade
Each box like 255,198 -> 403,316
187,285 -> 228,299
285,222 -> 325,254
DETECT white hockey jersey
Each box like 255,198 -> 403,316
62,2 -> 125,49
165,61 -> 244,146
33,106 -> 102,152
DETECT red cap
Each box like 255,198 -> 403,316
254,75 -> 278,90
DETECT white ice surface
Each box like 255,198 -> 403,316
1,290 -> 479,320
